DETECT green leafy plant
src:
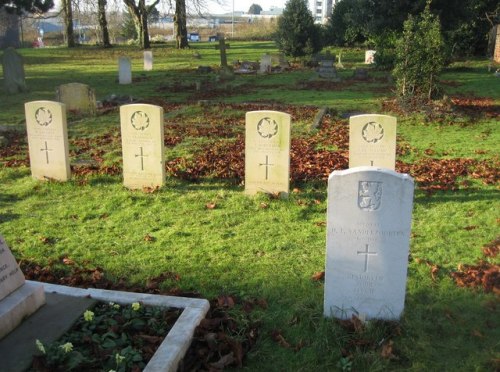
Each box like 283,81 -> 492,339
33,302 -> 180,371
274,0 -> 322,57
393,0 -> 445,105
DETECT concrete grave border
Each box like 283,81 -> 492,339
36,281 -> 210,372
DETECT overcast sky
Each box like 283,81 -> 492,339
208,1 -> 288,14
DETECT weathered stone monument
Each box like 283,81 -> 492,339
245,111 -> 291,197
215,33 -> 234,79
349,114 -> 397,170
2,47 -> 27,94
25,101 -> 71,181
215,33 -> 230,68
119,56 -> 132,84
365,50 -> 376,64
144,50 -> 153,71
0,235 -> 45,340
324,167 -> 414,320
120,103 -> 165,190
56,82 -> 97,115
317,51 -> 340,80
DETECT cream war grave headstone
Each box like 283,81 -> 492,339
349,114 -> 397,170
25,101 -> 71,181
324,167 -> 414,320
245,111 -> 291,197
0,235 -> 45,340
120,104 -> 165,190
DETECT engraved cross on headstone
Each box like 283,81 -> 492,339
259,155 -> 274,180
215,33 -> 230,68
135,146 -> 148,171
357,244 -> 377,272
40,141 -> 53,164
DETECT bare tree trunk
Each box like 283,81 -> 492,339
123,0 -> 158,49
98,0 -> 111,47
63,0 -> 75,47
174,0 -> 188,49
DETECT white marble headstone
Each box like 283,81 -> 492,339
349,114 -> 397,170
144,51 -> 153,71
245,111 -> 291,197
0,235 -> 45,340
24,101 -> 71,181
365,50 -> 376,64
119,56 -> 132,84
324,167 -> 414,320
120,104 -> 165,190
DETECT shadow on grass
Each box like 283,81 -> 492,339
403,285 -> 498,370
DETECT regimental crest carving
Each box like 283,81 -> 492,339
358,181 -> 382,211
362,122 -> 384,143
35,107 -> 53,126
257,117 -> 278,139
131,111 -> 150,131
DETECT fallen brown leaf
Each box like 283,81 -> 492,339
311,271 -> 325,281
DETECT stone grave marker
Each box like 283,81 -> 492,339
324,167 -> 414,320
120,103 -> 165,190
215,33 -> 230,68
2,47 -> 28,94
56,82 -> 97,115
245,110 -> 291,197
25,101 -> 71,181
144,50 -> 153,71
317,51 -> 340,80
365,50 -> 376,64
259,54 -> 272,73
119,56 -> 132,84
0,234 -> 46,339
349,114 -> 397,170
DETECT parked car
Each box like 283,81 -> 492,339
187,33 -> 200,42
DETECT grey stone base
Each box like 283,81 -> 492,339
0,281 -> 45,340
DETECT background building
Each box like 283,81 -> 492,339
311,0 -> 336,24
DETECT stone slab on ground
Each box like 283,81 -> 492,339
41,282 -> 210,372
0,291 -> 96,372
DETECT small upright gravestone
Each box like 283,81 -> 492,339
2,47 -> 28,94
324,167 -> 414,320
119,56 -> 132,84
0,235 -> 46,340
259,54 -> 272,74
25,101 -> 71,181
365,50 -> 376,64
349,114 -> 397,170
56,82 -> 97,115
144,50 -> 153,71
120,103 -> 165,190
245,111 -> 291,197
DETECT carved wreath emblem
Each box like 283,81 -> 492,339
257,117 -> 278,139
362,122 -> 384,143
35,107 -> 53,126
358,181 -> 382,211
131,111 -> 150,131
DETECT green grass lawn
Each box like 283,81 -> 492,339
0,43 -> 499,371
